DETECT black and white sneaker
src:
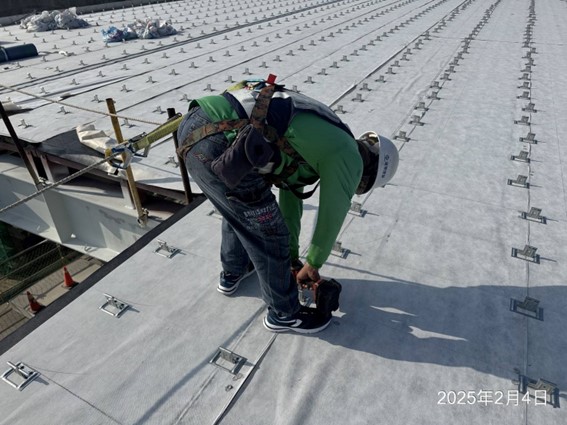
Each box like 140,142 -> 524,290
217,263 -> 255,295
263,306 -> 332,334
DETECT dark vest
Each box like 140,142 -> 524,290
222,85 -> 354,139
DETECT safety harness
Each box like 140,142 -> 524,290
176,79 -> 319,199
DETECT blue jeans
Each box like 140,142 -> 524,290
178,107 -> 300,317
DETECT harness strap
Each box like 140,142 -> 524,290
279,181 -> 320,200
177,81 -> 319,199
249,84 -> 274,130
176,118 -> 248,158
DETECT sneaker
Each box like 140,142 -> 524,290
217,263 -> 255,295
263,306 -> 332,334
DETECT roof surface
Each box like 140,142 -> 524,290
0,0 -> 566,423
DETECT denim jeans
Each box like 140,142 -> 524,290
178,107 -> 300,317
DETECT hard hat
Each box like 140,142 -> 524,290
355,131 -> 399,195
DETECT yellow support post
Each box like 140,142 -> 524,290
105,98 -> 148,227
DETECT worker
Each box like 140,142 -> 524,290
176,76 -> 399,333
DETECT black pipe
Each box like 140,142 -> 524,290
0,101 -> 42,189
167,108 -> 193,204
0,44 -> 38,63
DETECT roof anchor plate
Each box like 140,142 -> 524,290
154,240 -> 181,258
509,296 -> 543,320
1,362 -> 40,391
100,294 -> 130,318
209,347 -> 247,375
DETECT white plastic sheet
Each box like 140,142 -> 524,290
20,8 -> 89,32
101,19 -> 177,42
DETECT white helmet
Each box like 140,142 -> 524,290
355,131 -> 399,195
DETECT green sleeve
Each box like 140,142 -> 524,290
306,151 -> 362,268
282,113 -> 363,269
279,187 -> 303,261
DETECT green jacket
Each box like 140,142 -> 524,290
193,95 -> 362,269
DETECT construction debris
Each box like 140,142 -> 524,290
20,8 -> 89,32
101,19 -> 177,43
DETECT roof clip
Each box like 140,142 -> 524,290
99,294 -> 130,318
154,240 -> 181,258
331,241 -> 349,259
511,244 -> 540,263
207,208 -> 223,219
510,296 -> 543,320
210,347 -> 247,375
2,362 -> 40,391
507,175 -> 529,188
521,207 -> 546,224
349,201 -> 366,217
514,372 -> 560,408
519,132 -> 537,144
514,115 -> 530,125
510,150 -> 530,163
165,155 -> 179,168
410,114 -> 425,126
395,131 -> 410,142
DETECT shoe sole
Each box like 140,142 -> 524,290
217,285 -> 239,295
217,268 -> 256,296
263,316 -> 331,334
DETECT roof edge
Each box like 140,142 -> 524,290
0,194 -> 206,355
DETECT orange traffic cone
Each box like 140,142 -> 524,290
62,266 -> 77,289
26,291 -> 44,314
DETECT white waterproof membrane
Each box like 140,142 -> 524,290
1,0 -> 566,424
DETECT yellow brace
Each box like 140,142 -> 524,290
104,113 -> 183,168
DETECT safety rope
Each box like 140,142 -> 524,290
0,82 -> 163,126
0,109 -> 183,215
0,151 -> 122,215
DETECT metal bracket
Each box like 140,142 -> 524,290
348,201 -> 366,217
395,130 -> 410,142
154,240 -> 181,258
207,208 -> 223,220
127,133 -> 149,157
510,296 -> 543,320
2,362 -> 40,391
414,102 -> 428,111
516,373 -> 560,408
511,245 -> 540,263
331,241 -> 349,259
209,347 -> 247,375
514,116 -> 530,125
519,132 -> 537,144
510,150 -> 530,163
507,175 -> 529,188
165,155 -> 179,168
522,102 -> 537,113
99,294 -> 130,318
521,207 -> 546,224
409,114 -> 425,126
